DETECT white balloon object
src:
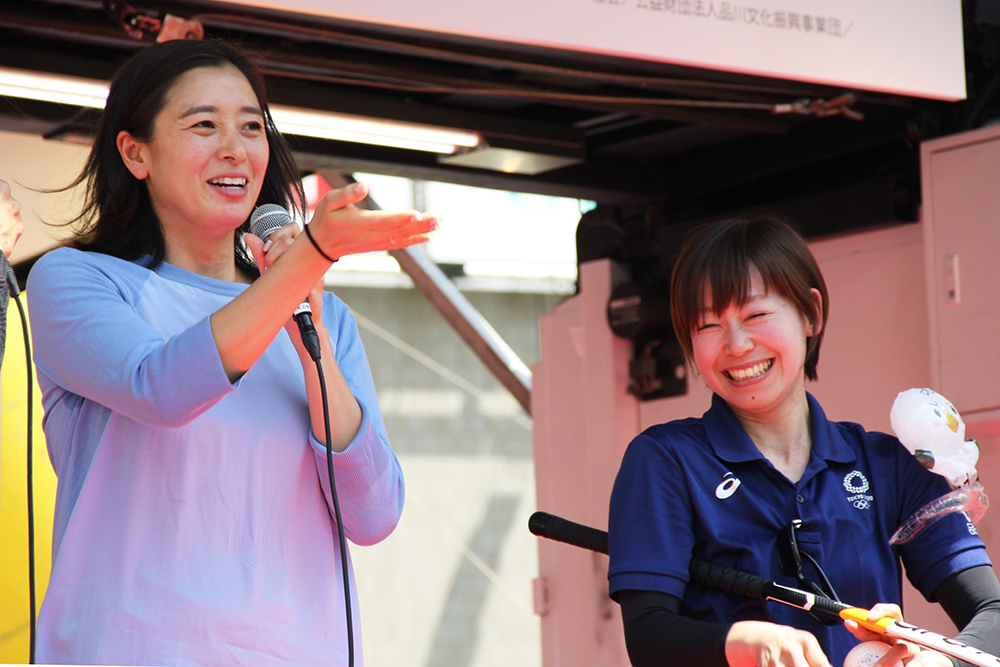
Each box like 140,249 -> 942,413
844,641 -> 899,667
890,388 -> 979,487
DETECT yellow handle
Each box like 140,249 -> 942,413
839,607 -> 894,634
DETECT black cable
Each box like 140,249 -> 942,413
185,11 -> 855,119
798,548 -> 841,603
8,276 -> 36,664
255,62 -> 786,112
312,356 -> 355,667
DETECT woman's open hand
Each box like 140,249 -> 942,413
241,181 -> 439,359
307,182 -> 438,260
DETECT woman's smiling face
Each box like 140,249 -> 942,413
120,63 -> 269,239
691,269 -> 821,421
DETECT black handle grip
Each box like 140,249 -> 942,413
688,559 -> 845,621
688,558 -> 769,600
529,511 -> 609,555
529,511 -> 849,623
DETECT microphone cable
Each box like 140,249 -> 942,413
7,267 -> 36,664
311,352 -> 355,667
249,204 -> 354,665
297,315 -> 354,667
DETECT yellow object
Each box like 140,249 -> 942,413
839,607 -> 894,634
0,292 -> 56,664
947,411 -> 959,433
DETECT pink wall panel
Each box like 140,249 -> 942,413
531,260 -> 635,667
922,125 -> 1000,414
532,127 -> 1000,666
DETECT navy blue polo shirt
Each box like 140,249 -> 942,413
608,393 -> 989,667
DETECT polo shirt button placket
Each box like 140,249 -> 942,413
796,494 -> 806,504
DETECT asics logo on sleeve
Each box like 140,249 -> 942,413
716,472 -> 741,499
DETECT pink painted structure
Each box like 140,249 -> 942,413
531,125 -> 1000,666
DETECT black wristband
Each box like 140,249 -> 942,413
303,223 -> 337,264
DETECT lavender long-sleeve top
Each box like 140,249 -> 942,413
28,247 -> 403,666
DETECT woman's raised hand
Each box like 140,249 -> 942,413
307,182 -> 438,260
239,181 -> 438,367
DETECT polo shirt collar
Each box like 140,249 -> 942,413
703,392 -> 856,465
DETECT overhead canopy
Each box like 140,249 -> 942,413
0,0 -> 996,241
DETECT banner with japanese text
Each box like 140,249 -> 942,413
212,0 -> 965,100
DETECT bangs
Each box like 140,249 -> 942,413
702,230 -> 756,317
672,219 -> 762,340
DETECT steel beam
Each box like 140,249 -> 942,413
321,171 -> 533,414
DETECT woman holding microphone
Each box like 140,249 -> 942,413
28,39 -> 433,666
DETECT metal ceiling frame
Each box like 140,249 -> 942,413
321,171 -> 533,415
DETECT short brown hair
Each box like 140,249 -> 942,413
669,212 -> 829,380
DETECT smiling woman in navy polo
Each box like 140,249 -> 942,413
607,213 -> 1000,667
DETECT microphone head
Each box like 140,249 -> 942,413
249,203 -> 293,241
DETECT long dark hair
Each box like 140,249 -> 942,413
669,212 -> 829,381
64,39 -> 303,281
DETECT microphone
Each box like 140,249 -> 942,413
249,204 -> 322,361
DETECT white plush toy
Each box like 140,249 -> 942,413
890,388 -> 980,487
889,388 -> 987,544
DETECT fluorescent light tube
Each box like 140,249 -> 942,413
0,66 -> 109,108
270,105 -> 480,154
